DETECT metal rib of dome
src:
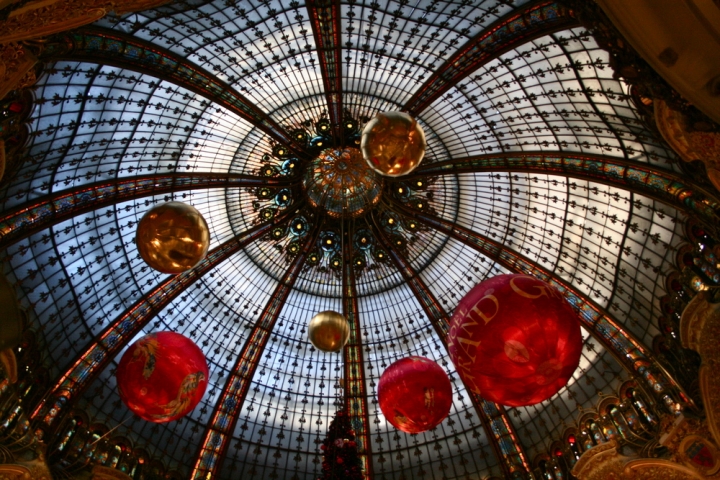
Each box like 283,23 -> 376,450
0,0 -> 706,479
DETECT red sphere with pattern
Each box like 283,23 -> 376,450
116,331 -> 208,423
377,356 -> 452,433
448,274 -> 582,407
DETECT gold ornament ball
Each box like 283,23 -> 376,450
136,201 -> 210,274
308,311 -> 350,353
360,111 -> 426,177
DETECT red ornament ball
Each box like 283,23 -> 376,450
377,356 -> 452,433
116,331 -> 208,423
448,274 -> 582,406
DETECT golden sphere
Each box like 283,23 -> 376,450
360,111 -> 426,177
136,202 -> 210,274
308,310 -> 350,353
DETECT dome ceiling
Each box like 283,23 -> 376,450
0,0 -> 698,478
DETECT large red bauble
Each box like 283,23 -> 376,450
116,331 -> 208,423
377,356 -> 452,433
449,274 -> 582,406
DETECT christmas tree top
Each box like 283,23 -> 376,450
318,409 -> 363,480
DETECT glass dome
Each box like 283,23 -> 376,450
0,0 -> 705,479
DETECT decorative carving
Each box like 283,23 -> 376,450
0,0 -> 174,45
0,0 -> 173,99
680,291 -> 716,353
0,139 -> 4,183
91,465 -> 133,480
680,291 -> 720,449
677,435 -> 720,475
623,459 -> 703,480
0,0 -> 106,45
656,100 -> 720,191
659,415 -> 720,475
0,459 -> 51,480
571,440 -> 705,480
0,465 -> 31,480
0,43 -> 36,101
0,349 -> 17,383
571,442 -> 627,480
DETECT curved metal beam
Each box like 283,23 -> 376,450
402,1 -> 579,116
29,205 -> 300,433
397,203 -> 696,410
369,213 -> 531,479
341,224 -> 373,479
307,0 -> 343,141
39,27 -> 300,152
190,219 -> 322,479
0,173 -> 290,250
407,151 -> 720,227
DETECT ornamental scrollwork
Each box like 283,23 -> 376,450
0,0 -> 174,46
681,290 -> 720,449
0,43 -> 36,101
656,100 -> 720,193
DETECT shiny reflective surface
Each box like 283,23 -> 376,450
360,111 -> 426,177
116,331 -> 209,423
304,147 -> 382,218
3,1 -> 689,475
135,202 -> 210,274
307,310 -> 350,353
449,274 -> 583,407
377,356 -> 452,433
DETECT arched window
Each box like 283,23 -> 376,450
55,415 -> 83,453
629,388 -> 658,426
565,434 -> 582,467
599,413 -> 619,442
106,443 -> 123,468
578,426 -> 594,450
538,459 -> 555,479
587,420 -> 606,445
608,405 -> 631,440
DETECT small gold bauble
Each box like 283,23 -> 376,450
360,111 -> 426,177
136,201 -> 210,274
308,310 -> 350,353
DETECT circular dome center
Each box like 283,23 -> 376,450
303,147 -> 382,218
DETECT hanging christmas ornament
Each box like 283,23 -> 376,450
360,111 -> 426,177
116,331 -> 208,423
449,274 -> 583,407
308,311 -> 350,353
377,356 -> 452,433
135,201 -> 210,274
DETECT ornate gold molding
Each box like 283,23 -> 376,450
0,349 -> 17,384
0,0 -> 176,104
623,459 -> 703,480
571,441 -> 627,480
0,459 -> 51,480
680,291 -> 716,352
661,415 -> 720,476
656,100 -> 720,191
0,139 -> 5,183
0,43 -> 36,102
0,0 -> 106,45
91,465 -> 133,479
571,440 -> 706,480
0,0 -> 175,46
0,465 -> 32,480
680,292 -> 720,449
